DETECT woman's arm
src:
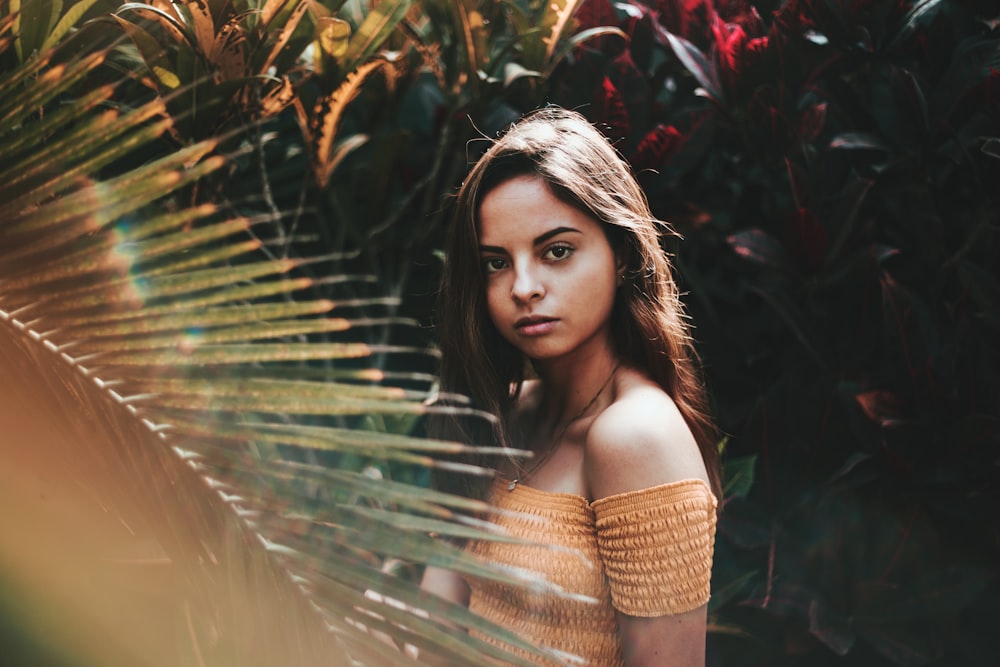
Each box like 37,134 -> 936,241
618,606 -> 707,667
586,386 -> 713,667
414,566 -> 470,665
420,565 -> 470,609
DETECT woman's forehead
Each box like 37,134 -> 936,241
477,176 -> 603,246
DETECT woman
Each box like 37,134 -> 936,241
425,108 -> 721,667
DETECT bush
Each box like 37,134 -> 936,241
548,1 -> 1000,664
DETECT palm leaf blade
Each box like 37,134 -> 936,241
0,6 -> 566,666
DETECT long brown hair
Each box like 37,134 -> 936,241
434,107 -> 721,499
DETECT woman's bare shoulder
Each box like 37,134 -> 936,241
591,369 -> 689,442
585,369 -> 708,498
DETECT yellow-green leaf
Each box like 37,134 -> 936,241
339,0 -> 411,73
317,16 -> 351,58
40,0 -> 101,52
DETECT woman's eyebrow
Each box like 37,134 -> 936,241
478,226 -> 581,253
533,226 -> 581,246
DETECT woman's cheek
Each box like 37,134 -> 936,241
485,285 -> 507,328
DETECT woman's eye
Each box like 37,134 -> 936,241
544,245 -> 573,261
483,257 -> 507,273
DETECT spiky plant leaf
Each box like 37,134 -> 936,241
509,0 -> 584,71
210,15 -> 249,80
185,0 -> 216,54
108,1 -> 317,140
258,0 -> 309,73
540,0 -> 581,62
309,57 -> 395,187
0,13 -> 563,667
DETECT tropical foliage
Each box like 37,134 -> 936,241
0,1 -> 590,665
549,1 -> 1000,665
2,1 -> 998,666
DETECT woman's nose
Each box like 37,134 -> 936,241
511,264 -> 544,302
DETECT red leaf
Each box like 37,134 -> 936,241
987,67 -> 1000,113
854,390 -> 906,428
575,0 -> 618,31
785,207 -> 828,269
745,35 -> 770,61
592,76 -> 630,144
712,10 -> 772,99
656,0 -> 715,46
715,21 -> 747,75
785,157 -> 808,208
574,0 -> 624,54
748,92 -> 792,148
726,228 -> 792,269
798,101 -> 828,143
773,0 -> 818,32
741,4 -> 768,37
629,124 -> 683,170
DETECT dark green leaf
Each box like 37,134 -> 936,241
957,261 -> 1000,330
887,0 -> 946,51
857,623 -> 936,667
982,137 -> 1000,159
809,599 -> 855,656
829,131 -> 892,151
13,0 -> 59,62
708,570 -> 756,612
726,229 -> 792,270
722,455 -> 756,500
544,26 -> 628,77
664,30 -> 721,101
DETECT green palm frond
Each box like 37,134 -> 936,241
0,10 -> 563,667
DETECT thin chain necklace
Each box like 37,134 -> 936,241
507,363 -> 620,492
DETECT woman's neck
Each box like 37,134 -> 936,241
534,351 -> 621,427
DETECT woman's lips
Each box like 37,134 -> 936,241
515,317 -> 558,336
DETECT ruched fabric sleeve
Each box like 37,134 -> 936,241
591,478 -> 718,617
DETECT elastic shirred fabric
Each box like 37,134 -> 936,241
465,478 -> 718,666
592,478 -> 718,617
466,483 -> 620,667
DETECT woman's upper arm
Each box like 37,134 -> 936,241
586,390 -> 715,667
618,606 -> 707,667
420,565 -> 470,608
415,566 -> 471,664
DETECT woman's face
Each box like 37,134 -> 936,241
477,175 -> 621,365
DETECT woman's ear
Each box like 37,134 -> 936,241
615,249 -> 628,285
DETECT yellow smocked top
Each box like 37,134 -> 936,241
465,478 -> 718,667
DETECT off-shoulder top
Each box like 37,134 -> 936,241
465,478 -> 718,667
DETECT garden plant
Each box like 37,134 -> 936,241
1,1 -> 998,666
